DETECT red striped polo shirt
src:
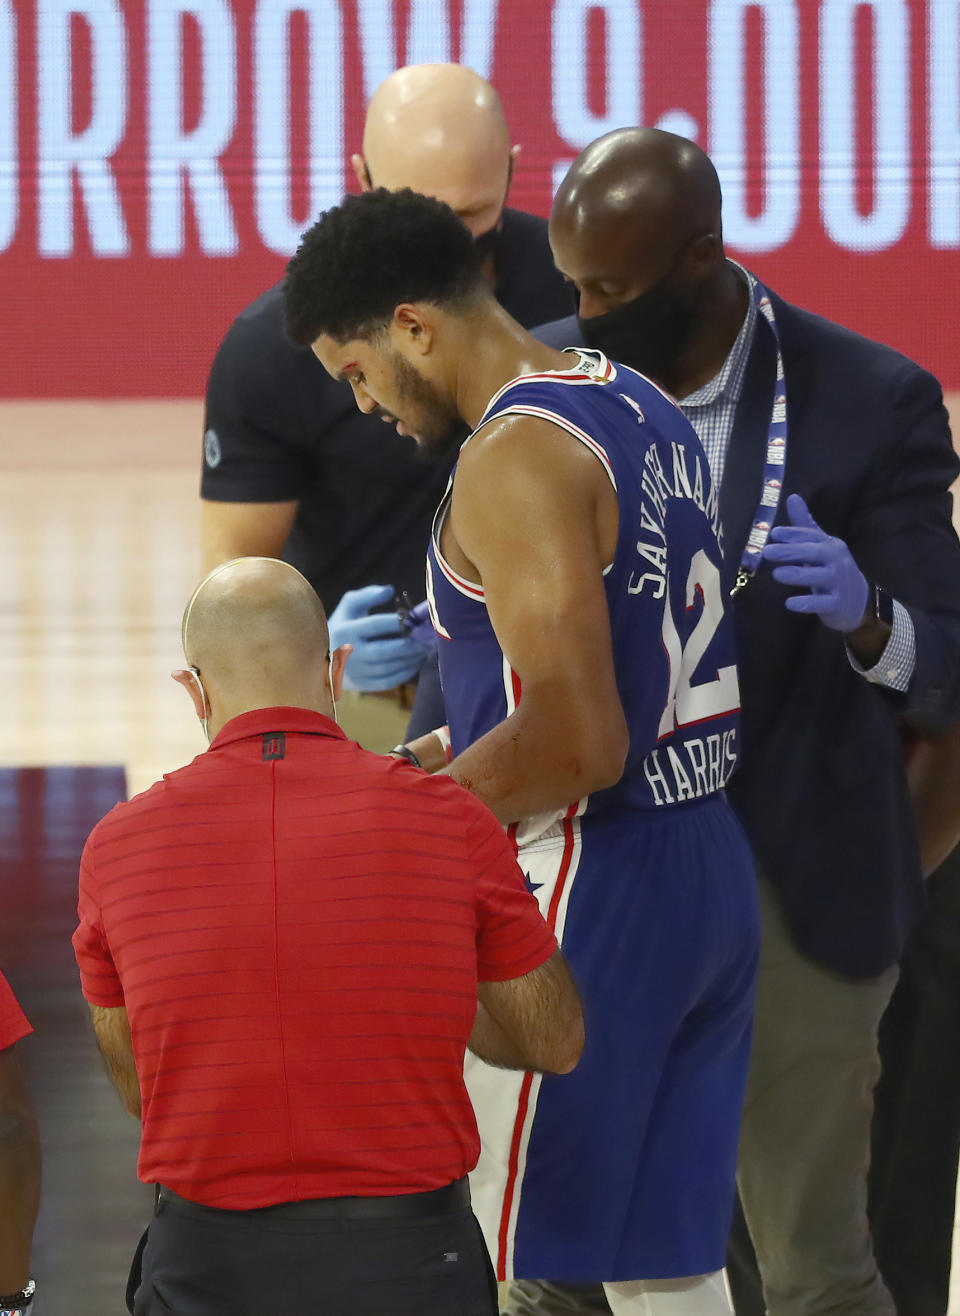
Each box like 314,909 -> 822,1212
73,708 -> 556,1208
0,972 -> 32,1051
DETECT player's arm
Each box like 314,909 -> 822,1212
0,1045 -> 41,1296
908,724 -> 960,878
440,414 -> 628,823
849,365 -> 960,727
470,949 -> 584,1074
200,314 -> 307,573
201,498 -> 299,573
88,1004 -> 141,1119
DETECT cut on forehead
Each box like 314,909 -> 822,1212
182,558 -> 328,667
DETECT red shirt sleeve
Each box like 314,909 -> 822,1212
0,972 -> 32,1051
465,801 -> 558,982
73,830 -> 125,1008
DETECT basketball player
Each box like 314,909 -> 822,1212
200,64 -> 571,727
283,188 -> 760,1316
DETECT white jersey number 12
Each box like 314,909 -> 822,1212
657,550 -> 740,738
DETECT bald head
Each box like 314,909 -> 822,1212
549,128 -> 725,323
550,128 -> 746,396
180,558 -> 334,732
553,128 -> 721,264
358,64 -> 513,237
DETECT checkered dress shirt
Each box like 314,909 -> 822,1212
678,262 -> 914,693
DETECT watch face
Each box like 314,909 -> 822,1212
875,586 -> 894,627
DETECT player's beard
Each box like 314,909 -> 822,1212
392,353 -> 469,460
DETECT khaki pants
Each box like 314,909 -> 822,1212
336,689 -> 411,751
502,877 -> 899,1316
736,878 -> 898,1316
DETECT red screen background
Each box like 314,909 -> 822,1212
2,0 -> 957,397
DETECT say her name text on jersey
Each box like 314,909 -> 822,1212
628,439 -> 723,599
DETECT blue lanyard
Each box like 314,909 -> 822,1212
730,283 -> 787,597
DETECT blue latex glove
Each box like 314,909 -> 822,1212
401,599 -> 439,654
761,493 -> 869,632
328,584 -> 427,691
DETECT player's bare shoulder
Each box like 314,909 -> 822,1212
457,410 -> 613,504
450,409 -> 618,576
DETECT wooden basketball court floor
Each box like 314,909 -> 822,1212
1,396 -> 958,1315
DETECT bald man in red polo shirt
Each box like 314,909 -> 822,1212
73,557 -> 583,1316
0,973 -> 40,1316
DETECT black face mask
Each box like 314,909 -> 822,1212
578,270 -> 700,387
473,222 -> 504,263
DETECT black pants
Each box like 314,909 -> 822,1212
128,1180 -> 499,1316
728,845 -> 960,1316
405,648 -> 445,740
870,846 -> 960,1316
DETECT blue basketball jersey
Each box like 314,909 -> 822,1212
426,350 -> 741,840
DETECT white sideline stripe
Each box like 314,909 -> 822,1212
432,501 -> 485,601
502,823 -> 583,1275
472,821 -> 583,1278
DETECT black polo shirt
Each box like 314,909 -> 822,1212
200,207 -> 572,612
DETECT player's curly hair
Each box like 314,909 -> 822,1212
283,188 -> 485,346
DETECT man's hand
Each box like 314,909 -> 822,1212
328,585 -> 428,691
402,600 -> 438,653
390,726 -> 452,774
762,493 -> 869,632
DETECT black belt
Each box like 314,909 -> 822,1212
156,1177 -> 470,1221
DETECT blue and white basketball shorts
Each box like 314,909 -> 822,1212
467,795 -> 759,1282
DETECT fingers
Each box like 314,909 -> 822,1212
771,564 -> 836,588
763,523 -> 832,544
344,632 -> 424,668
406,601 -> 431,626
785,492 -> 819,530
333,583 -> 395,619
346,645 -> 426,690
762,538 -> 832,565
345,613 -> 410,641
783,592 -> 840,615
766,526 -> 828,543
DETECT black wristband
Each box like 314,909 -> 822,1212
390,744 -> 422,769
0,1277 -> 35,1311
871,583 -> 894,628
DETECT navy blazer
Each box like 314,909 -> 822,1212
536,296 -> 960,976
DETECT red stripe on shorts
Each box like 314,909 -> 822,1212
496,814 -> 576,1277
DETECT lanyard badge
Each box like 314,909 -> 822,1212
729,285 -> 787,598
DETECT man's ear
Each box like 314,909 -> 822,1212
172,669 -> 206,723
686,232 -> 723,279
502,146 -> 520,201
330,645 -> 351,701
393,304 -> 433,355
350,153 -> 373,192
